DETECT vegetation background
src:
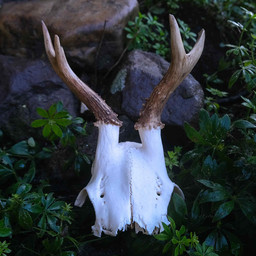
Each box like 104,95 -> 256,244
1,0 -> 256,255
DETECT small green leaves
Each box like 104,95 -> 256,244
32,102 -> 72,140
155,217 -> 215,256
124,12 -> 169,58
165,146 -> 182,170
0,241 -> 12,256
194,242 -> 218,256
31,102 -> 87,151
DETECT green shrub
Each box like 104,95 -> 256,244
124,12 -> 197,59
155,216 -> 218,256
165,109 -> 256,254
31,102 -> 90,173
0,136 -> 78,255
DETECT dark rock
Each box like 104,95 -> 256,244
0,54 -> 79,141
111,50 -> 204,127
119,115 -> 140,143
0,0 -> 139,69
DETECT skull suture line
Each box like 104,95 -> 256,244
42,15 -> 205,237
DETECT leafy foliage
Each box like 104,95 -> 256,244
125,12 -> 169,58
155,216 -> 218,256
31,102 -> 90,172
124,12 -> 197,59
0,136 -> 78,255
0,241 -> 11,256
168,109 -> 256,254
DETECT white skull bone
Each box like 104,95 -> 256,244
42,15 -> 205,237
75,124 -> 183,236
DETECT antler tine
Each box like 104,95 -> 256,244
41,21 -> 122,127
135,15 -> 205,130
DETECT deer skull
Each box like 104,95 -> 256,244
42,15 -> 205,237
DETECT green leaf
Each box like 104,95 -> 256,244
27,137 -> 36,147
23,162 -> 36,183
0,153 -> 13,168
220,115 -> 231,130
72,117 -> 84,124
205,230 -> 217,247
212,200 -> 234,222
48,201 -> 65,211
37,107 -> 49,118
72,126 -> 86,135
31,119 -> 48,128
237,196 -> 256,224
179,225 -> 186,236
168,216 -> 176,232
154,233 -> 170,241
38,215 -> 46,230
43,124 -> 52,137
191,194 -> 200,220
215,232 -> 228,251
81,154 -> 90,164
18,209 -> 33,229
162,222 -> 172,236
16,183 -> 32,194
36,147 -> 52,159
174,245 -> 179,256
24,203 -> 43,214
47,215 -> 59,232
197,180 -> 223,190
233,120 -> 256,129
52,124 -> 63,138
172,193 -> 187,217
0,167 -> 14,180
54,111 -> 69,119
45,193 -> 55,208
8,141 -> 30,156
228,70 -> 241,88
0,219 -> 12,237
162,242 -> 172,254
55,119 -> 72,127
49,104 -> 57,117
172,238 -> 178,245
224,231 -> 241,255
184,123 -> 205,144
199,189 -> 229,204
127,33 -> 134,39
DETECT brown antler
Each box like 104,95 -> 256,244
135,15 -> 205,130
42,21 -> 122,126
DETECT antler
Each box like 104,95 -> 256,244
135,15 -> 205,130
41,21 -> 122,126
